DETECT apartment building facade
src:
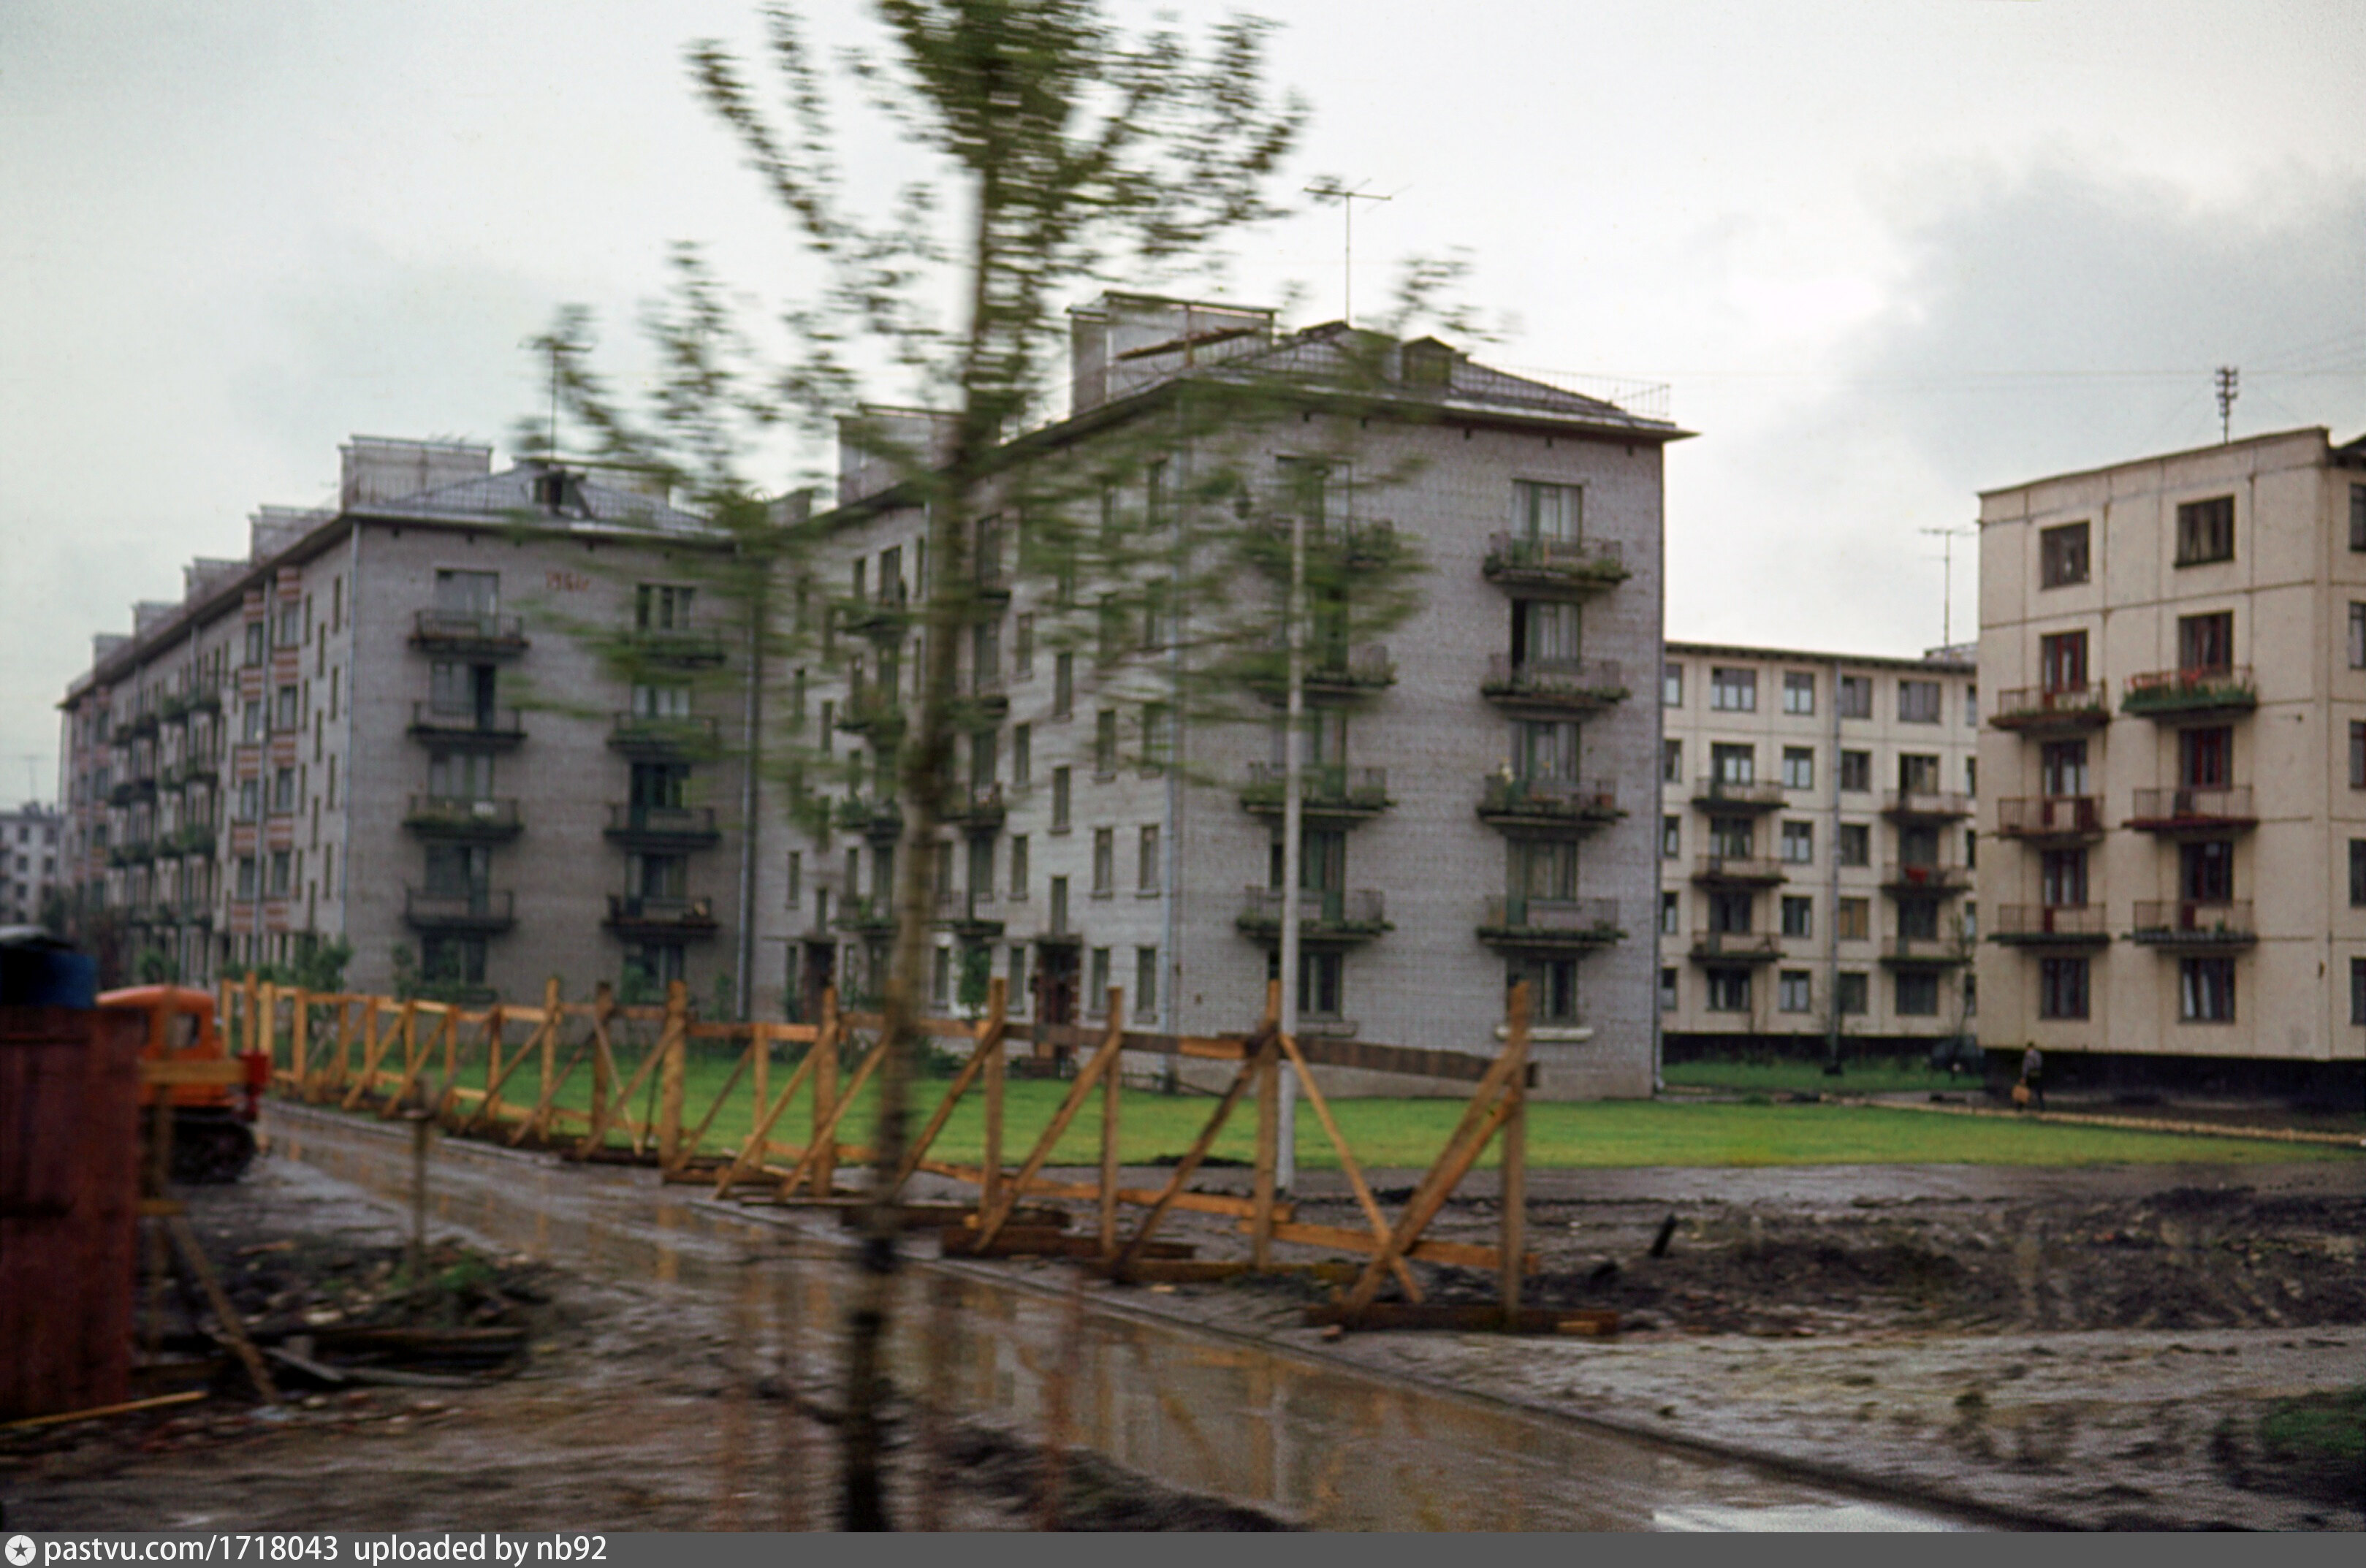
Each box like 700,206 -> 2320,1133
755,295 -> 1685,1096
56,438 -> 760,1006
1657,642 -> 1979,1057
1976,426 -> 2366,1090
0,803 -> 64,928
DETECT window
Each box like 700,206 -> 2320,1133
2177,612 -> 2233,674
1709,817 -> 1753,859
1898,680 -> 1941,723
1896,897 -> 1940,941
2034,956 -> 2089,1019
1895,972 -> 1939,1016
1779,971 -> 1812,1014
1710,666 -> 1757,712
2175,495 -> 2234,566
1782,671 -> 1815,715
1711,743 -> 1754,785
243,622 -> 266,668
1092,828 -> 1114,895
1781,895 -> 1813,937
1839,750 -> 1871,793
2354,959 -> 2366,1026
1838,823 -> 1870,867
433,569 -> 498,618
1662,739 -> 1683,785
1708,891 -> 1752,935
1519,720 -> 1581,782
275,685 -> 300,731
1051,767 -> 1072,831
968,728 -> 997,790
1781,747 -> 1814,791
2353,723 -> 2366,790
1136,948 -> 1159,1019
235,856 -> 257,899
2353,485 -> 2366,552
1662,663 -> 1684,707
1515,840 -> 1580,902
2180,956 -> 2235,1022
272,766 -> 296,814
2039,739 -> 2088,796
422,935 -> 487,989
1049,875 -> 1070,935
2039,848 -> 2088,908
967,836 -> 994,904
2180,727 -> 2231,789
1836,971 -> 1868,1016
929,945 -> 953,1010
1661,815 -> 1681,860
1659,967 -> 1678,1012
1011,614 -> 1036,682
1514,479 -> 1580,541
1095,710 -> 1118,777
2180,840 -> 2234,903
1053,652 -> 1073,719
1838,674 -> 1873,719
1138,826 -> 1161,893
1089,947 -> 1111,1010
970,621 -> 1000,690
1965,684 -> 1978,726
2351,604 -> 2366,669
1296,950 -> 1344,1019
786,852 -> 802,909
2351,840 -> 2366,908
1898,753 -> 1941,795
237,779 -> 260,823
2039,522 -> 2091,587
1705,970 -> 1751,1013
1008,835 -> 1029,899
631,682 -> 691,720
1141,704 -> 1173,772
269,850 -> 292,897
275,604 -> 301,648
1510,956 -> 1583,1024
1836,897 -> 1870,941
1659,891 -> 1680,935
1779,820 -> 1814,864
636,583 -> 696,631
1012,724 -> 1032,787
2039,631 -> 2088,693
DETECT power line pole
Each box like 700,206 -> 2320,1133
1303,180 -> 1393,327
2215,366 -> 2240,444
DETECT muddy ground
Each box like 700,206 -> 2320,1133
0,1160 -> 1280,1534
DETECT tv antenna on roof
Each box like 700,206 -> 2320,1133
1304,179 -> 1396,328
2215,366 -> 2240,444
1921,525 -> 1975,648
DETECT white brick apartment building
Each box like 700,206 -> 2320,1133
1657,642 -> 1980,1059
0,803 -> 64,928
1977,426 -> 2366,1096
758,295 -> 1687,1097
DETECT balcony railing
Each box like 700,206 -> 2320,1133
1991,904 -> 2110,944
1880,935 -> 1970,967
164,825 -> 217,859
605,894 -> 720,935
2129,899 -> 2256,947
403,887 -> 517,932
832,895 -> 898,935
942,782 -> 1008,831
1304,643 -> 1397,695
1480,533 -> 1629,593
1881,861 -> 1971,894
607,712 -> 720,756
1480,895 -> 1624,950
834,690 -> 907,739
845,590 -> 910,641
1882,789 -> 1974,821
1692,854 -> 1787,885
603,803 -> 719,848
1243,764 -> 1393,819
1990,682 -> 2112,732
404,796 -> 523,839
1996,796 -> 2104,840
1689,774 -> 1786,812
408,704 -> 525,745
1474,774 -> 1618,829
411,610 -> 528,655
2122,666 -> 2256,718
1236,886 -> 1388,939
621,628 -> 728,666
1686,931 -> 1783,963
834,795 -> 904,839
1481,654 -> 1629,710
2126,785 -> 2256,832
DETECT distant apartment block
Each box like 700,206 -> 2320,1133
0,802 -> 64,927
1657,642 -> 1979,1056
1977,425 -> 2366,1091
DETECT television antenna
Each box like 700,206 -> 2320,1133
2214,366 -> 2240,443
1920,525 -> 1976,647
1303,180 -> 1397,327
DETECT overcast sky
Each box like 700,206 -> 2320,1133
4,0 -> 2362,802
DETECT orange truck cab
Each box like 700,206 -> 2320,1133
99,985 -> 269,1183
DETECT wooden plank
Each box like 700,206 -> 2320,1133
708,1025 -> 826,1198
810,989 -> 839,1198
1499,982 -> 1529,1317
1275,1032 -> 1421,1303
0,1390 -> 209,1432
164,1215 -> 278,1404
889,980 -> 1006,1194
1251,1033 -> 1278,1270
981,996 -> 1005,1222
139,1059 -> 250,1087
777,1022 -> 892,1200
1339,1073 -> 1521,1314
969,1020 -> 1125,1252
942,1228 -> 1193,1262
656,981 -> 688,1168
911,1162 -> 1288,1221
1098,991 -> 1123,1257
1304,1304 -> 1617,1335
1110,1025 -> 1276,1276
1236,1219 -> 1536,1274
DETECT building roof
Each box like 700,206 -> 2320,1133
1976,425 -> 2341,501
1665,639 -> 1977,675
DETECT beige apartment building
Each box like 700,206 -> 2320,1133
1,803 -> 64,929
1657,642 -> 1979,1059
57,438 -> 767,1007
1976,425 -> 2366,1095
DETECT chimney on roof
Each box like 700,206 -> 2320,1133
340,436 -> 493,509
248,507 -> 313,563
132,601 -> 175,639
183,557 -> 241,604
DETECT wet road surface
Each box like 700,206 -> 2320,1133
265,1103 -> 1982,1531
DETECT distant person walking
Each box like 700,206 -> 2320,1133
2019,1044 -> 2044,1111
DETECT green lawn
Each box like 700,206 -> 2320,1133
380,1046 -> 2356,1171
1661,1058 -> 1972,1096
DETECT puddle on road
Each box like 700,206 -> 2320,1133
270,1106 -> 1976,1531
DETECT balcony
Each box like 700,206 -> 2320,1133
603,803 -> 720,850
604,893 -> 720,938
164,825 -> 217,859
1255,643 -> 1398,702
1480,655 -> 1629,714
942,783 -> 1007,833
160,692 -> 193,724
1236,886 -> 1389,943
1990,682 -> 2112,734
1480,533 -> 1629,596
834,795 -> 905,840
947,677 -> 1011,729
187,687 -> 221,715
1991,904 -> 2111,945
845,593 -> 909,642
2129,899 -> 2256,949
1882,788 -> 1974,822
607,712 -> 719,758
129,710 -> 159,739
163,758 -> 220,791
620,628 -> 727,667
107,840 -> 156,869
1880,935 -> 1970,967
1685,931 -> 1783,964
936,891 -> 1005,942
1243,764 -> 1393,823
832,895 -> 898,935
2122,666 -> 2256,720
1474,774 -> 1619,833
107,777 -> 156,807
1689,775 -> 1787,813
1996,795 -> 2104,842
411,610 -> 529,658
408,704 -> 525,749
1692,854 -> 1787,887
2126,785 -> 2256,834
404,887 -> 517,933
1479,895 -> 1624,951
405,795 -> 525,842
834,689 -> 907,742
1880,861 -> 1971,895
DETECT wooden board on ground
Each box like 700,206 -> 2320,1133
1304,1304 -> 1617,1335
1239,1218 -> 1539,1274
940,1227 -> 1194,1261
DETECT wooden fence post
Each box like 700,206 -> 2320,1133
242,971 -> 259,1062
289,989 -> 310,1101
1252,980 -> 1282,1269
541,977 -> 560,1114
1098,989 -> 1123,1257
981,980 -> 1005,1222
482,1002 -> 507,1127
813,987 -> 840,1198
1499,981 -> 1529,1317
658,980 -> 688,1168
